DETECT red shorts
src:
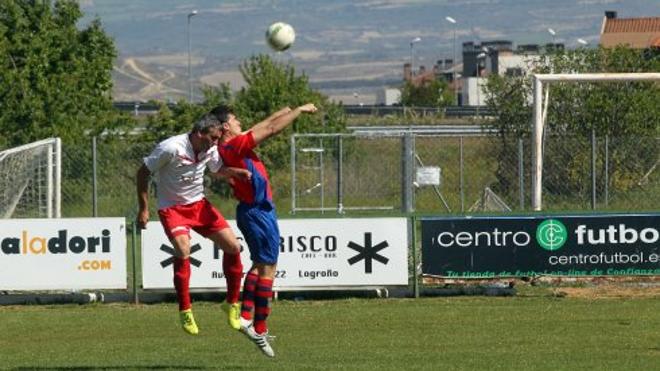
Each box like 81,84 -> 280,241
158,198 -> 229,240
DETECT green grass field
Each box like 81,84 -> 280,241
2,288 -> 659,370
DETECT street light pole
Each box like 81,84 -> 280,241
547,27 -> 556,50
445,16 -> 458,105
410,37 -> 421,81
476,52 -> 486,116
187,9 -> 198,103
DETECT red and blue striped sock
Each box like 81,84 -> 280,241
173,257 -> 191,311
240,272 -> 259,320
254,277 -> 274,335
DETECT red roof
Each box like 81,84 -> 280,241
600,16 -> 660,48
603,17 -> 660,33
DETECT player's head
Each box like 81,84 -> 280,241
192,109 -> 223,134
191,109 -> 225,151
209,105 -> 233,125
211,104 -> 242,137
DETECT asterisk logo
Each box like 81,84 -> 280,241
347,233 -> 389,273
159,243 -> 202,268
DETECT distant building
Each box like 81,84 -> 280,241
461,40 -> 544,106
462,40 -> 552,79
376,88 -> 402,106
462,40 -> 515,78
400,32 -> 579,106
403,60 -> 447,86
599,11 -> 660,49
485,51 -> 541,77
402,59 -> 461,103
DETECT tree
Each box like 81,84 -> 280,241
0,0 -> 119,148
481,73 -> 532,196
400,78 -> 454,108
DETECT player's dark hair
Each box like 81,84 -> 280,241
210,105 -> 233,124
192,105 -> 233,134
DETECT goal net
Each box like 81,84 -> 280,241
531,73 -> 660,211
0,138 -> 61,218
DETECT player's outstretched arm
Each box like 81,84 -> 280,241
248,107 -> 292,135
250,103 -> 317,144
136,164 -> 151,229
265,107 -> 293,122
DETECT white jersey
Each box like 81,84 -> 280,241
143,133 -> 222,209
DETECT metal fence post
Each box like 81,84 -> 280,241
605,135 -> 609,208
92,136 -> 98,217
460,136 -> 465,212
290,135 -> 296,214
518,138 -> 524,210
591,129 -> 597,210
337,136 -> 344,214
319,137 -> 325,214
401,132 -> 415,213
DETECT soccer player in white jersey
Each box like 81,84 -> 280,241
136,111 -> 246,335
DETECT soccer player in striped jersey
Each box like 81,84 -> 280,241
215,103 -> 318,357
136,111 -> 248,335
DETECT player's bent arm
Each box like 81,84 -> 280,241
250,103 -> 317,145
136,164 -> 151,229
215,166 -> 252,181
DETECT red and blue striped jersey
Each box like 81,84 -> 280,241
218,131 -> 273,205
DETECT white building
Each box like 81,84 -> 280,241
376,88 -> 401,106
463,51 -> 540,106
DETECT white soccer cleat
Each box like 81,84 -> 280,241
241,324 -> 275,358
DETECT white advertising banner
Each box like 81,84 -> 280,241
141,218 -> 409,290
0,218 -> 127,290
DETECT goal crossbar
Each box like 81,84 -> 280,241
532,72 -> 660,211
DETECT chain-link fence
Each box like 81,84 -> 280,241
26,132 -> 657,219
291,132 -> 659,215
60,138 -> 153,218
291,134 -> 404,214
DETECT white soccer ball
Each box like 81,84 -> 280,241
266,22 -> 295,51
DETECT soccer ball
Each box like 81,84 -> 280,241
266,22 -> 295,51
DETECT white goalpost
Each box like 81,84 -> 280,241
531,73 -> 660,211
0,138 -> 62,218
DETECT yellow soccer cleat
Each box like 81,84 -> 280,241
179,309 -> 199,335
221,301 -> 241,331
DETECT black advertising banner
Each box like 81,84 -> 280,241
421,214 -> 660,278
